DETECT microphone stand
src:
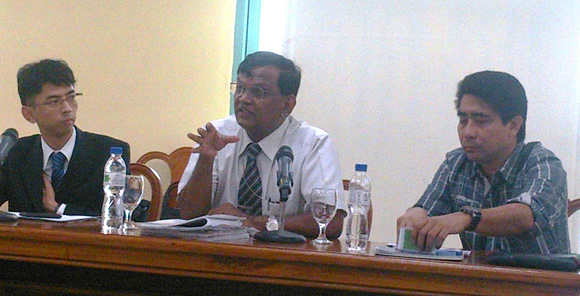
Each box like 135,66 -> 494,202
254,169 -> 306,243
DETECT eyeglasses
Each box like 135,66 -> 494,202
32,93 -> 82,109
230,82 -> 266,100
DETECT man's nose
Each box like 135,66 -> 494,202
61,99 -> 73,112
461,120 -> 477,138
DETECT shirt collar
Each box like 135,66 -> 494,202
498,141 -> 526,184
239,117 -> 291,161
466,141 -> 525,183
42,127 -> 77,170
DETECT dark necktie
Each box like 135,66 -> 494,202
51,152 -> 66,189
238,143 -> 262,215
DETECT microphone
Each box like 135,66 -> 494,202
275,145 -> 293,202
0,128 -> 18,166
254,145 -> 306,243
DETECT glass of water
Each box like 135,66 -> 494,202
310,188 -> 338,245
122,175 -> 144,231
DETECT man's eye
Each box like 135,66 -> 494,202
48,100 -> 60,106
250,87 -> 264,97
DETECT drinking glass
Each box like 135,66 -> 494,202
310,188 -> 338,245
122,175 -> 144,231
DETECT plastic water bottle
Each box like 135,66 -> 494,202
101,147 -> 126,233
346,163 -> 371,252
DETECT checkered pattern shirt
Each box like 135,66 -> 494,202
415,142 -> 570,254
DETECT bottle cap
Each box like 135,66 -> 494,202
110,147 -> 123,155
355,163 -> 367,172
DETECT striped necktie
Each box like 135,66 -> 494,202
238,143 -> 262,215
51,152 -> 66,189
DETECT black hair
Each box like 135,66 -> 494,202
237,51 -> 301,96
17,59 -> 76,105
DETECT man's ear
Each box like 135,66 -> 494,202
283,94 -> 296,117
21,106 -> 37,124
509,115 -> 523,138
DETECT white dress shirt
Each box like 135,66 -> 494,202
178,115 -> 346,216
41,127 -> 77,214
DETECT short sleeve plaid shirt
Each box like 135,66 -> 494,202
414,142 -> 570,254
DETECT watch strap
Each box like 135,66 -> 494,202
461,206 -> 481,231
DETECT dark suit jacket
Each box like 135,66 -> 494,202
0,127 -> 130,216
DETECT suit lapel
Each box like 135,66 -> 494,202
62,128 -> 91,192
23,136 -> 44,211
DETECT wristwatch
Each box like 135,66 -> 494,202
460,205 -> 482,232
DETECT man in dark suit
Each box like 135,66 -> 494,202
0,59 -> 130,216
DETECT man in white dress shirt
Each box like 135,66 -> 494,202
178,51 -> 346,238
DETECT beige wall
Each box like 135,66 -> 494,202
0,0 -> 236,204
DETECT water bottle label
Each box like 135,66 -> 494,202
349,189 -> 371,205
104,172 -> 125,187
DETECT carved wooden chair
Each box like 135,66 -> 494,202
137,147 -> 192,186
129,163 -> 163,221
137,147 -> 192,214
342,179 -> 349,191
568,199 -> 580,217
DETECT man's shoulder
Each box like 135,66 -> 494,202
524,142 -> 563,167
12,134 -> 41,153
16,134 -> 40,145
287,116 -> 330,139
445,147 -> 466,160
527,141 -> 556,157
210,115 -> 241,136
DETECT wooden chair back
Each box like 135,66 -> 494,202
137,147 -> 193,187
342,179 -> 349,191
129,163 -> 163,221
137,147 -> 193,217
568,199 -> 580,217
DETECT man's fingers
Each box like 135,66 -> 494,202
221,135 -> 240,144
188,123 -> 238,154
187,133 -> 203,144
197,127 -> 208,138
424,228 -> 440,252
42,173 -> 51,185
415,228 -> 427,250
205,122 -> 216,133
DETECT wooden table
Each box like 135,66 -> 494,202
0,219 -> 578,295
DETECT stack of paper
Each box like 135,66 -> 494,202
375,244 -> 467,261
138,214 -> 252,242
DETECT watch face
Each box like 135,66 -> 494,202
462,205 -> 481,232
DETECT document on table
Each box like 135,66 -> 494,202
137,214 -> 245,229
138,214 -> 254,242
9,212 -> 98,223
375,228 -> 468,261
375,244 -> 468,261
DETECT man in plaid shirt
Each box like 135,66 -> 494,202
397,71 -> 570,254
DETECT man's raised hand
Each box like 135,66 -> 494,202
188,122 -> 239,157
